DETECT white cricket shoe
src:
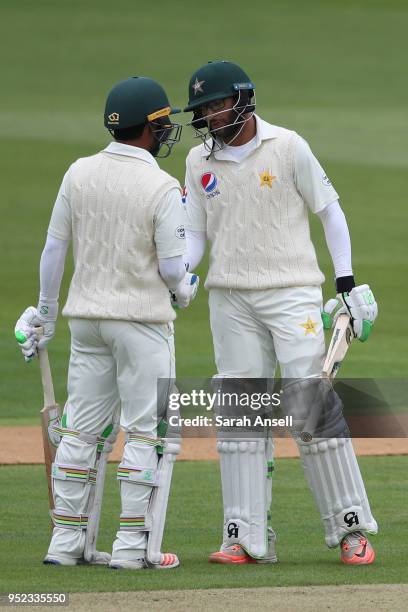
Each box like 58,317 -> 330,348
109,552 -> 179,570
43,551 -> 111,566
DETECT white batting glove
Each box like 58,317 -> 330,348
170,273 -> 200,309
15,307 -> 38,361
322,284 -> 377,342
15,301 -> 58,361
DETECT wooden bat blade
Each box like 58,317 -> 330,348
300,314 -> 353,441
40,404 -> 61,511
36,328 -> 61,516
322,314 -> 353,379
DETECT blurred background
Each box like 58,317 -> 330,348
1,0 -> 407,423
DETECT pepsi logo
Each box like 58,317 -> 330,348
201,172 -> 218,193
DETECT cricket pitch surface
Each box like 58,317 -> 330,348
17,584 -> 408,611
1,427 -> 408,464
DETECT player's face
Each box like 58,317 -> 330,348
200,97 -> 237,139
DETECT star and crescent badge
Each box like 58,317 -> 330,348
300,316 -> 318,336
192,77 -> 205,95
259,170 -> 276,188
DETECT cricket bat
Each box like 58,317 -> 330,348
36,328 -> 113,563
36,328 -> 62,511
322,313 -> 353,380
300,314 -> 353,441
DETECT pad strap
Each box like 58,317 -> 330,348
125,433 -> 163,447
117,464 -> 157,486
52,462 -> 97,484
52,425 -> 98,445
52,426 -> 116,452
52,509 -> 88,530
119,513 -> 152,532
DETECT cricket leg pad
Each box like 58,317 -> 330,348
281,377 -> 350,440
47,421 -> 117,564
146,438 -> 180,566
112,435 -> 158,563
111,432 -> 180,566
47,434 -> 99,561
218,438 -> 274,560
83,419 -> 120,564
298,437 -> 378,547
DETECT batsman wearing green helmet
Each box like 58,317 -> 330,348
183,60 -> 378,565
14,76 -> 199,569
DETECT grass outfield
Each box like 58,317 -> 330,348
0,0 -> 407,598
1,0 -> 407,426
0,456 -> 406,592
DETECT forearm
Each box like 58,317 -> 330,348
39,234 -> 69,303
184,229 -> 206,271
158,255 -> 186,289
317,200 -> 354,291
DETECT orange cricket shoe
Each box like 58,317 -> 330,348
209,544 -> 257,565
340,531 -> 376,565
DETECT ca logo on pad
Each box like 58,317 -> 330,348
227,522 -> 239,538
201,172 -> 218,193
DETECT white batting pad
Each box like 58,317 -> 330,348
218,438 -> 273,559
146,440 -> 180,565
47,435 -> 100,559
113,433 -> 180,566
298,437 -> 378,547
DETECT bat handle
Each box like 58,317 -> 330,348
35,327 -> 56,407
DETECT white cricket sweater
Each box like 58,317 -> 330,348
187,126 -> 325,289
62,150 -> 180,322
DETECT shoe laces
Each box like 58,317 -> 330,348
342,530 -> 367,550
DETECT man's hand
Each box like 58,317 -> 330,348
15,302 -> 58,361
322,284 -> 377,342
170,273 -> 199,309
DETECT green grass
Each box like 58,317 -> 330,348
0,0 -> 407,593
0,456 -> 406,592
1,0 -> 407,426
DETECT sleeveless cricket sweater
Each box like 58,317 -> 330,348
62,150 -> 180,322
188,127 -> 325,290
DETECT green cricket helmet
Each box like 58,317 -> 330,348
184,61 -> 256,152
184,60 -> 255,113
104,76 -> 182,157
105,76 -> 180,130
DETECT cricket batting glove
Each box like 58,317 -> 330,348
15,301 -> 58,361
170,273 -> 199,309
322,284 -> 377,342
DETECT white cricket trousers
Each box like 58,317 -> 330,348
209,285 -> 326,378
47,318 -> 175,562
209,286 -> 377,548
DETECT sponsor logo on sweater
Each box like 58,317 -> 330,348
201,172 -> 220,199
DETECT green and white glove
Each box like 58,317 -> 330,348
322,284 -> 377,342
170,273 -> 199,309
14,301 -> 58,361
